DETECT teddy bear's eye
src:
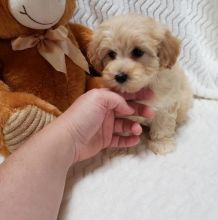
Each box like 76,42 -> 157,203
131,48 -> 145,58
108,50 -> 117,60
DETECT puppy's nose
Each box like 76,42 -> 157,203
115,72 -> 128,84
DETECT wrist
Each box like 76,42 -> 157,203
49,116 -> 79,166
21,117 -> 78,170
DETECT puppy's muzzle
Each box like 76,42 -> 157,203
115,72 -> 128,84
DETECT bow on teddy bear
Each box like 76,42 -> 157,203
0,0 -> 99,155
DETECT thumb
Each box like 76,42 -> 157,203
101,90 -> 134,116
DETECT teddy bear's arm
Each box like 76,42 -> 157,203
0,82 -> 61,155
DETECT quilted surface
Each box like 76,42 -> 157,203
59,99 -> 218,220
73,0 -> 218,100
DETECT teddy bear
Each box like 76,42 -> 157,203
0,0 -> 98,156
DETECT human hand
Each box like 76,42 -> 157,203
120,88 -> 154,118
60,88 -> 154,162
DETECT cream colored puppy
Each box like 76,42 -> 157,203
88,15 -> 193,154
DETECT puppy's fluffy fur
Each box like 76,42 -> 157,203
88,15 -> 193,154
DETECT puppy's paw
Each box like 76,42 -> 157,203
150,129 -> 167,140
147,137 -> 176,155
149,126 -> 176,140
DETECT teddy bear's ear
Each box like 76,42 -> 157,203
158,31 -> 181,69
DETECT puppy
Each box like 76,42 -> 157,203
88,15 -> 193,154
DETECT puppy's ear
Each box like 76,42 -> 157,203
87,38 -> 104,72
158,31 -> 180,69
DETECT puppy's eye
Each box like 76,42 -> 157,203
108,50 -> 117,60
131,48 -> 144,58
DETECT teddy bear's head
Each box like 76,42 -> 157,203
0,0 -> 76,39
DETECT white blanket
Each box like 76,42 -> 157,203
59,99 -> 218,220
58,1 -> 218,220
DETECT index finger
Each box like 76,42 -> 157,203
120,88 -> 154,101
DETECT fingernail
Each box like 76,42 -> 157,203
132,123 -> 142,135
128,106 -> 135,114
143,107 -> 155,118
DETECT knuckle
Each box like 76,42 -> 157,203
88,89 -> 102,100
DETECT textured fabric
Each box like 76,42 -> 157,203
59,99 -> 218,220
3,105 -> 55,153
73,0 -> 218,99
